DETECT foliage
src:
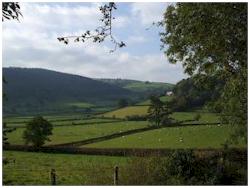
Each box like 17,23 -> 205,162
169,76 -> 224,111
193,113 -> 201,121
117,98 -> 129,108
23,116 -> 53,148
120,150 -> 247,185
125,115 -> 148,121
3,68 -> 133,115
161,3 -> 247,142
148,96 -> 172,127
57,3 -> 125,52
3,122 -> 16,146
2,2 -> 22,21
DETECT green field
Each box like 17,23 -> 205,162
5,118 -> 121,128
3,151 -> 130,185
66,102 -> 95,108
124,82 -> 173,92
4,115 -> 83,123
83,124 -> 245,149
103,105 -> 219,123
7,121 -> 149,145
103,106 -> 149,118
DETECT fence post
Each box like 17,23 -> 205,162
51,168 -> 56,185
114,166 -> 119,185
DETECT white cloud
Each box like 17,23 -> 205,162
131,3 -> 169,26
2,2 -> 186,84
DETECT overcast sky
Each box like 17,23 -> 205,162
2,2 -> 187,84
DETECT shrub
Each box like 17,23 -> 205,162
120,150 -> 247,185
126,115 -> 148,121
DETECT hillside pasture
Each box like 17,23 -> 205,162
66,102 -> 95,108
124,81 -> 173,92
83,125 -> 244,149
102,105 -> 219,124
7,121 -> 149,145
102,106 -> 149,119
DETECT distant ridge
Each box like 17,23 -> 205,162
3,67 -> 133,115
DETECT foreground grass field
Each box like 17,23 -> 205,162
83,125 -> 245,149
3,151 -> 130,185
7,121 -> 149,145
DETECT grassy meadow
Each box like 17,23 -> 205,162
3,151 -> 130,185
83,124 -> 244,149
3,97 -> 246,185
7,121 -> 149,145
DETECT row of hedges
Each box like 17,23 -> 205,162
3,144 -> 247,159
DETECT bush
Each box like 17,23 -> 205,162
126,115 -> 148,121
120,150 -> 247,185
194,113 -> 201,121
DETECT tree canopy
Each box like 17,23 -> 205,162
23,116 -> 53,148
161,3 -> 247,143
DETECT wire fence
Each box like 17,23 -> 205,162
3,165 -> 119,185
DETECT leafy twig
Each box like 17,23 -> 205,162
57,2 -> 125,53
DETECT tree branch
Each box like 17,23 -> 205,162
57,2 -> 125,53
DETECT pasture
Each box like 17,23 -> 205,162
3,151 -> 130,185
83,124 -> 245,149
5,118 -> 121,128
7,121 -> 149,145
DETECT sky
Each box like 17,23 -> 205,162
2,2 -> 187,84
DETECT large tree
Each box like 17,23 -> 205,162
148,96 -> 172,127
160,3 -> 247,143
23,116 -> 53,148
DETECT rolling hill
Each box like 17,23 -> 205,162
3,68 -> 135,115
97,78 -> 174,96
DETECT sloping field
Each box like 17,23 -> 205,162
103,106 -> 219,124
83,125 -> 245,149
3,151 -> 129,185
124,82 -> 173,92
7,121 -> 148,145
103,106 -> 149,118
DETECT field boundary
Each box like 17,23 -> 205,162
3,144 -> 247,159
7,120 -> 125,129
50,126 -> 160,147
49,122 -> 220,147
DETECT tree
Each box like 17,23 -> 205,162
148,96 -> 172,127
160,3 -> 247,143
23,116 -> 53,148
118,98 -> 128,108
3,122 -> 16,146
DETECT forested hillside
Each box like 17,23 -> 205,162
3,68 -> 135,115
